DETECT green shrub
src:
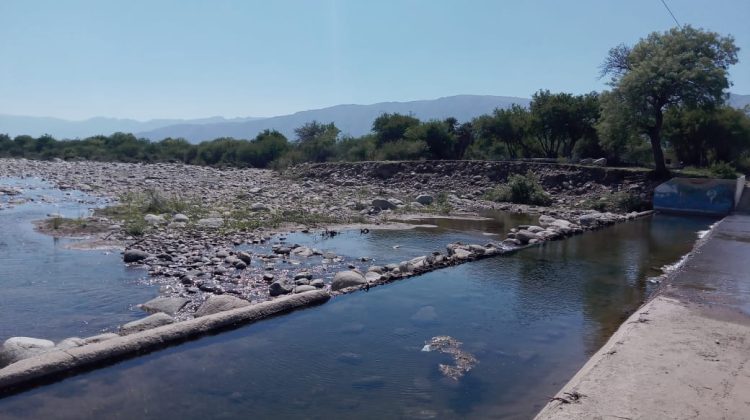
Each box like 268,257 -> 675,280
373,139 -> 428,161
582,191 -> 648,213
709,161 -> 738,179
485,171 -> 552,206
123,218 -> 147,236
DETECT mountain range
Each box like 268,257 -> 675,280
2,93 -> 748,143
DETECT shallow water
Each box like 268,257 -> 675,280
0,177 -> 157,340
0,206 -> 715,419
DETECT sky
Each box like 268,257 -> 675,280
1,0 -> 749,121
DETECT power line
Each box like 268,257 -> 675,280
660,0 -> 682,27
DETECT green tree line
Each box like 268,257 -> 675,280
1,26 -> 748,175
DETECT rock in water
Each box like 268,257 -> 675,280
194,295 -> 250,317
331,270 -> 367,291
140,296 -> 190,315
0,337 -> 55,366
120,313 -> 174,335
293,285 -> 317,293
514,230 -> 539,245
123,249 -> 149,263
237,251 -> 252,264
269,281 -> 292,297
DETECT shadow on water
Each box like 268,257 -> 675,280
0,185 -> 718,419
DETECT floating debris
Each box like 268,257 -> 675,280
423,336 -> 478,380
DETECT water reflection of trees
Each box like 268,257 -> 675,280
509,217 -> 710,355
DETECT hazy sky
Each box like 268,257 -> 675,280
1,0 -> 749,120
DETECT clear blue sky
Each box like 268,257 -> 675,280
1,0 -> 748,120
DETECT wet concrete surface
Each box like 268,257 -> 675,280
664,214 -> 750,320
537,212 -> 750,420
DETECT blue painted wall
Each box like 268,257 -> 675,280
654,178 -> 739,216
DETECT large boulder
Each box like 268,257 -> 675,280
140,296 -> 190,316
0,337 -> 55,366
331,270 -> 367,291
194,295 -> 250,317
172,213 -> 189,223
120,313 -> 174,335
371,198 -> 396,211
269,281 -> 293,297
515,230 -> 539,245
123,249 -> 149,263
250,202 -> 270,212
415,194 -> 434,205
578,213 -> 602,227
237,251 -> 252,264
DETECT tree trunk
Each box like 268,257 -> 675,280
649,111 -> 669,177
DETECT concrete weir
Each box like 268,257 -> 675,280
0,290 -> 330,395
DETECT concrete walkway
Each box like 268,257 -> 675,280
536,214 -> 750,420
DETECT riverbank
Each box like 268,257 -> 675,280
535,214 -> 750,419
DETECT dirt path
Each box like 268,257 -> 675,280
536,214 -> 750,419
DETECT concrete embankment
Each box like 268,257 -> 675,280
535,214 -> 750,419
0,290 -> 330,395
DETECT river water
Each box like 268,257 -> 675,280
0,178 -> 716,419
0,177 -> 157,340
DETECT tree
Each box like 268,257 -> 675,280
527,90 -> 600,159
472,105 -> 530,159
294,121 -> 340,163
663,106 -> 750,167
405,120 -> 456,159
600,26 -> 739,176
454,122 -> 474,159
371,113 -> 420,145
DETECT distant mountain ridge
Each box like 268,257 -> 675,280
2,93 -> 748,142
137,95 -> 531,143
729,93 -> 750,109
0,115 -> 262,139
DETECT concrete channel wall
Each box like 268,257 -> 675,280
653,176 -> 746,216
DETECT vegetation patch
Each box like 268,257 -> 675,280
485,171 -> 553,206
581,191 -> 648,213
36,216 -> 111,237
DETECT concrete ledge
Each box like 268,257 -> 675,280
535,215 -> 750,419
0,290 -> 330,394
